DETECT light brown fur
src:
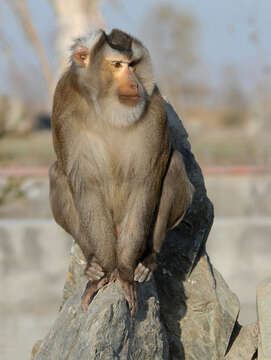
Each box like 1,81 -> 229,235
49,29 -> 194,314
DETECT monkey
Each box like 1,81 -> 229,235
49,28 -> 194,315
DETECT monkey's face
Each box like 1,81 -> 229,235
72,29 -> 155,127
102,56 -> 143,107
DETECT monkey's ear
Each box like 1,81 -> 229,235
73,46 -> 90,67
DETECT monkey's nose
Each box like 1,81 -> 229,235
130,82 -> 138,90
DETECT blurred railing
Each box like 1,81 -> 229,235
0,166 -> 271,177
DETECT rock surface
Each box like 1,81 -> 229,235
33,278 -> 169,360
33,245 -> 241,360
32,103 -> 256,359
257,279 -> 271,360
225,323 -> 258,360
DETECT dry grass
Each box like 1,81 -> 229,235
0,131 -> 55,166
0,124 -> 270,168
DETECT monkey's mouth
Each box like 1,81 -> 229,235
119,95 -> 141,105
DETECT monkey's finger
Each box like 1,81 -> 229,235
90,262 -> 104,272
137,267 -> 151,283
86,262 -> 104,275
85,273 -> 103,281
85,268 -> 104,280
134,263 -> 149,282
134,263 -> 144,282
85,268 -> 104,277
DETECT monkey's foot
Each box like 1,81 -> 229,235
81,277 -> 109,312
134,262 -> 152,283
118,277 -> 138,316
85,262 -> 104,281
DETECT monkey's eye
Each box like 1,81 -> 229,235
129,60 -> 137,68
111,61 -> 123,69
129,59 -> 140,69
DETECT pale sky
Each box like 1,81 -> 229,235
0,0 -> 270,96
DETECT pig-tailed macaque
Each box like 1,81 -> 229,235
49,29 -> 194,315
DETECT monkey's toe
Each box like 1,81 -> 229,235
85,262 -> 104,281
119,278 -> 138,316
81,277 -> 108,312
134,262 -> 152,283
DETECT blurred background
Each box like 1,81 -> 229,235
0,0 -> 270,358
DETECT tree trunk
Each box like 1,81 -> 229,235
50,0 -> 105,76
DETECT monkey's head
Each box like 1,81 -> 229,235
71,29 -> 155,127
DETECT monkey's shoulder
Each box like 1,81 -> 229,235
52,71 -> 88,120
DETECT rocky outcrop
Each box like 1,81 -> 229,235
32,246 -> 243,360
257,279 -> 271,360
32,103 -> 258,359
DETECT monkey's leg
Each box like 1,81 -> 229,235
50,162 -> 109,285
135,151 -> 194,283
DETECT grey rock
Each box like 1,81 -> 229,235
33,103 -> 242,359
33,278 -> 168,360
163,101 -> 214,274
156,254 -> 240,359
34,247 -> 240,359
257,279 -> 271,360
225,323 -> 258,360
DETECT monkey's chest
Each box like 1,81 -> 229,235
86,130 -> 147,181
85,132 -> 148,219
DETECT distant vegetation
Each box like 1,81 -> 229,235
0,0 -> 270,167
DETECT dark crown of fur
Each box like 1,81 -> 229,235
106,29 -> 133,56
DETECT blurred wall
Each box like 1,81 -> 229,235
1,173 -> 271,358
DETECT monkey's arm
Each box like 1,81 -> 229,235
49,161 -> 80,241
70,173 -> 117,273
50,159 -> 116,274
52,114 -> 117,273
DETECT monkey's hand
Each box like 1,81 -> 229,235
134,262 -> 152,283
134,254 -> 157,283
81,277 -> 109,312
85,261 -> 105,281
118,276 -> 138,316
